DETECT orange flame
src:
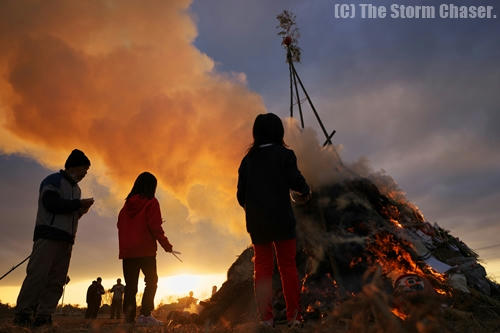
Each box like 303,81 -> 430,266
349,257 -> 363,268
390,218 -> 404,229
434,288 -> 448,295
368,233 -> 419,279
391,307 -> 408,320
368,233 -> 448,289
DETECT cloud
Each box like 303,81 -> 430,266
0,0 -> 265,234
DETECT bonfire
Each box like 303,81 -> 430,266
195,170 -> 500,332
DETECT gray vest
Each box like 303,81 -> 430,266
35,172 -> 81,238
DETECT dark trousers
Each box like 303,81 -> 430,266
110,298 -> 122,319
85,301 -> 99,319
122,256 -> 158,322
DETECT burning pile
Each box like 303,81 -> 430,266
196,172 -> 500,331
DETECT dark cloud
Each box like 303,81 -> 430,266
0,155 -> 49,285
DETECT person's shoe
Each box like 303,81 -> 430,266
136,314 -> 163,326
13,313 -> 32,327
288,318 -> 304,329
259,318 -> 274,328
32,315 -> 52,328
288,312 -> 304,329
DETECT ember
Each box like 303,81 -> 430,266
391,307 -> 408,320
390,218 -> 404,229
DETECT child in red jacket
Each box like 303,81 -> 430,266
118,172 -> 173,325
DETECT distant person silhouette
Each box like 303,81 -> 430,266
109,278 -> 125,319
85,280 -> 98,319
118,172 -> 174,326
95,277 -> 105,316
85,277 -> 104,319
178,291 -> 197,309
14,149 -> 94,328
237,113 -> 310,328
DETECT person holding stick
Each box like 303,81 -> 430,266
117,172 -> 174,325
14,149 -> 94,327
237,113 -> 310,328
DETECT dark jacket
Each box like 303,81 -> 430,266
86,281 -> 98,304
117,195 -> 172,259
237,144 -> 309,244
86,281 -> 105,304
34,170 -> 82,244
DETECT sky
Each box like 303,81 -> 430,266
0,0 -> 499,306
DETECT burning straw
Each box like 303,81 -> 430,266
194,126 -> 500,331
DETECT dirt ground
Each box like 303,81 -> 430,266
0,314 -> 318,333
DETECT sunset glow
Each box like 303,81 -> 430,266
0,2 -> 499,330
155,273 -> 226,304
0,273 -> 227,307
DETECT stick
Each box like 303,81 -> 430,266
291,63 -> 332,145
171,251 -> 183,263
323,130 -> 336,147
292,66 -> 305,128
0,255 -> 30,281
60,284 -> 66,311
289,58 -> 294,118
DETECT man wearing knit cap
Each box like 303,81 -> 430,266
14,149 -> 94,328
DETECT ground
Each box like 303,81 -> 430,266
0,313 -> 316,333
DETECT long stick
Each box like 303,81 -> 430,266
289,62 -> 294,118
292,69 -> 305,128
0,255 -> 30,281
291,63 -> 332,145
171,251 -> 183,263
61,284 -> 66,308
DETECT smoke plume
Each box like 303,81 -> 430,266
0,0 -> 265,232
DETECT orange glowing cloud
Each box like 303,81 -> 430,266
0,0 -> 265,233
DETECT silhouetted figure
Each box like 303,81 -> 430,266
85,277 -> 105,319
85,281 -> 98,319
95,277 -> 105,316
109,278 -> 125,319
211,285 -> 217,296
118,172 -> 174,325
237,113 -> 310,328
178,291 -> 197,309
13,149 -> 94,328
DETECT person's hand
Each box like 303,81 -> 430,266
290,190 -> 311,204
164,242 -> 173,253
79,198 -> 94,215
81,198 -> 94,209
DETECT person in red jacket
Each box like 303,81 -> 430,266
117,172 -> 173,325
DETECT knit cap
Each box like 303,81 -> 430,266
65,149 -> 91,168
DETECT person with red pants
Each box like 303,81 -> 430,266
117,172 -> 174,325
237,113 -> 310,328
